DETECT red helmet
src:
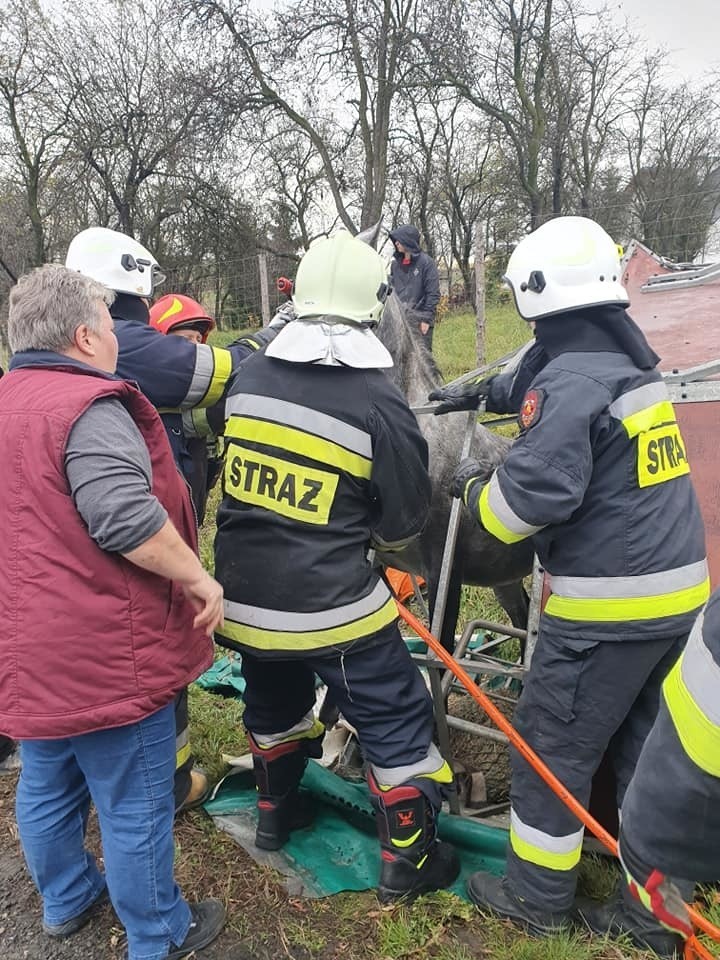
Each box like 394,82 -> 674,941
149,294 -> 215,343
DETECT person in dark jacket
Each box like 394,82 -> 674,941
214,231 -> 458,902
388,224 -> 441,351
148,294 -> 223,526
64,227 -> 286,815
437,217 -> 708,957
0,264 -> 225,960
573,586 -> 720,952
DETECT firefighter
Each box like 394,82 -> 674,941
437,217 -> 708,950
64,227 -> 282,816
576,588 -> 720,953
213,231 -> 459,902
148,294 -> 222,525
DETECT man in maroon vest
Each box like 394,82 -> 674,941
0,265 -> 225,960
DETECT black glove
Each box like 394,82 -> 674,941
451,457 -> 492,502
428,375 -> 495,415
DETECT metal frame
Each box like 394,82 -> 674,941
405,399 -> 543,817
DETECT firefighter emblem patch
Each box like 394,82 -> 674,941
395,809 -> 416,829
519,388 -> 544,431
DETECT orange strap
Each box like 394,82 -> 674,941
395,601 -> 720,959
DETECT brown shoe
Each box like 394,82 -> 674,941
175,769 -> 211,816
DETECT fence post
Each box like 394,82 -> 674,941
474,222 -> 486,366
258,253 -> 271,327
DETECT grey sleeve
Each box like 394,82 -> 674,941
64,398 -> 169,554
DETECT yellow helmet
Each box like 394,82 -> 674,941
292,231 -> 390,327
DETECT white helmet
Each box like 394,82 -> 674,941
292,231 -> 390,327
65,227 -> 166,298
503,216 -> 629,321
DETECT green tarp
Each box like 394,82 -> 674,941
205,760 -> 508,900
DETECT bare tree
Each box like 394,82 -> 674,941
0,0 -> 75,266
191,0 -> 426,231
56,0 -> 228,243
624,66 -> 720,261
429,0 -> 559,229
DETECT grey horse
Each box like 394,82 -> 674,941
374,293 -> 534,650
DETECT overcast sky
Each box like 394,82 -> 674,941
594,0 -> 719,80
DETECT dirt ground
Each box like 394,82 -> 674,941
0,766 -> 410,960
0,772 -> 309,960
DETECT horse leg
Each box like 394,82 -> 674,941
491,581 -> 529,660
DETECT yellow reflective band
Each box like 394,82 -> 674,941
199,347 -> 233,407
391,829 -> 422,849
663,659 -> 720,777
256,719 -> 325,749
478,484 -> 529,545
224,444 -> 339,525
509,825 -> 582,872
416,854 -> 428,870
637,423 -> 690,488
621,400 -> 676,438
216,595 -> 398,652
226,416 -> 372,480
176,741 -> 191,769
418,760 -> 454,786
545,577 -> 709,623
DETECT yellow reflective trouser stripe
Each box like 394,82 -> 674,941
419,760 -> 454,786
199,347 -> 233,407
509,826 -> 582,872
176,741 -> 191,769
545,578 -> 709,623
478,484 -> 529,545
621,400 -> 677,438
216,595 -> 398,651
256,719 -> 325,749
391,829 -> 422,849
225,416 -> 372,480
663,658 -> 720,777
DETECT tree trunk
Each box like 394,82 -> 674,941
474,224 -> 486,366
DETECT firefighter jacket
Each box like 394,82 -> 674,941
111,293 -> 261,412
0,354 -> 212,739
620,589 -> 720,882
214,351 -> 432,658
484,339 -> 550,414
466,330 -> 708,641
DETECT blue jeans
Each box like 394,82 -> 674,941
16,702 -> 192,960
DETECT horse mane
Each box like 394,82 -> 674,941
377,294 -> 443,402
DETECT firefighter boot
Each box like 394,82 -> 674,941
574,879 -> 689,959
369,776 -> 460,903
467,871 -> 570,936
249,733 -> 322,851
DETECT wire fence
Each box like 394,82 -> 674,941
163,253 -> 296,331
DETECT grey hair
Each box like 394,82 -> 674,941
8,263 -> 115,354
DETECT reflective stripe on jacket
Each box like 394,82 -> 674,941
214,351 -> 431,657
468,351 -> 708,640
114,315 -> 239,411
620,589 -> 720,880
